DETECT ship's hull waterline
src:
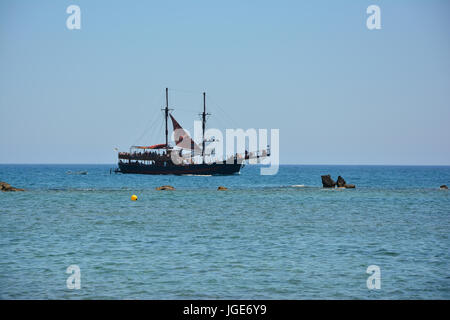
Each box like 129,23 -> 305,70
117,161 -> 243,175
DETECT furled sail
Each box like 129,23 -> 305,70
169,114 -> 202,153
134,144 -> 167,150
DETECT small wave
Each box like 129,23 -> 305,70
47,188 -> 98,191
66,171 -> 88,175
375,249 -> 399,257
291,185 -> 305,188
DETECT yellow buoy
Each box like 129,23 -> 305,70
131,194 -> 138,201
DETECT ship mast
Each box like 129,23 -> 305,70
165,88 -> 169,148
201,92 -> 210,162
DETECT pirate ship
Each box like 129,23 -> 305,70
116,88 -> 269,175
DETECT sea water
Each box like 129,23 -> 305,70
0,164 -> 449,299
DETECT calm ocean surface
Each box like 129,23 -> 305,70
0,164 -> 449,299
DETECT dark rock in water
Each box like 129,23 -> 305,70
156,185 -> 175,191
0,182 -> 11,190
217,186 -> 228,191
336,176 -> 346,187
0,181 -> 25,192
344,184 -> 356,189
321,175 -> 336,188
440,185 -> 448,190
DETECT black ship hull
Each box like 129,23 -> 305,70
118,161 -> 243,175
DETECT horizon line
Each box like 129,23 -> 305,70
1,163 -> 450,167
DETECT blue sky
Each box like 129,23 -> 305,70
0,0 -> 449,164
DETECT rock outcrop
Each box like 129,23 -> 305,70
336,176 -> 346,187
217,186 -> 228,191
0,182 -> 25,192
321,175 -> 356,189
440,185 -> 448,190
321,175 -> 336,188
155,185 -> 175,191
